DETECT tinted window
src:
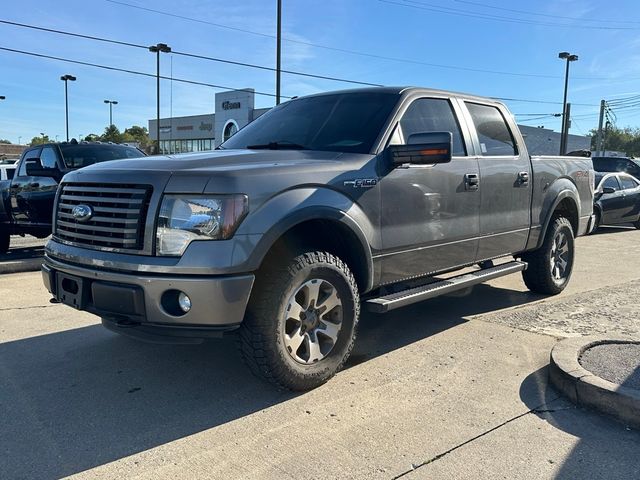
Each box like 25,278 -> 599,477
39,147 -> 58,169
602,176 -> 620,190
466,103 -> 517,156
221,92 -> 399,154
6,167 -> 15,180
60,144 -> 145,169
399,98 -> 466,156
18,148 -> 41,176
620,176 -> 639,190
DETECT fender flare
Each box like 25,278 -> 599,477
538,189 -> 580,247
241,191 -> 376,292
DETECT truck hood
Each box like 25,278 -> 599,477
77,149 -> 346,174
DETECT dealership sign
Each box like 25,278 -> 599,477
222,101 -> 241,110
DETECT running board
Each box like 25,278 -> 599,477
365,261 -> 527,313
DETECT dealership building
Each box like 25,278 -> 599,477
148,89 -> 270,154
150,88 -> 591,156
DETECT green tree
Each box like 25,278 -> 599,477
83,133 -> 100,142
590,126 -> 640,157
30,135 -> 50,146
101,124 -> 123,143
0,139 -> 11,144
123,125 -> 151,149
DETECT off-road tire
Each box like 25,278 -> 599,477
521,216 -> 574,295
239,251 -> 360,390
0,231 -> 9,254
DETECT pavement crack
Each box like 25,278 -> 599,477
0,304 -> 57,311
391,397 -> 561,479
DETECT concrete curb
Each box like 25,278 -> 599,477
549,335 -> 640,429
0,257 -> 43,275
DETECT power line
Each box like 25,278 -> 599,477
103,1 -> 610,80
0,18 -> 382,88
494,97 -> 599,107
453,0 -> 640,26
382,0 -> 640,31
0,46 -> 290,99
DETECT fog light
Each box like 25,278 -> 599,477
178,292 -> 192,313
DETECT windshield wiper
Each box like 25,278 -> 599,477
246,141 -> 307,150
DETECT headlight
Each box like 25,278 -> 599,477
156,194 -> 248,256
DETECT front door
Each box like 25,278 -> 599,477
464,102 -> 532,260
378,97 -> 480,284
27,146 -> 61,226
599,175 -> 626,224
10,147 -> 41,224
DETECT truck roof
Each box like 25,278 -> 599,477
298,86 -> 506,106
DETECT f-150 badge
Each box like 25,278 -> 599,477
344,178 -> 378,188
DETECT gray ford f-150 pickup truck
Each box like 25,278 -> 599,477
42,87 -> 595,390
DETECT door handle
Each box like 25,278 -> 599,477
465,173 -> 479,191
518,171 -> 530,185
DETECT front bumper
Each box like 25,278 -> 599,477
42,255 -> 254,341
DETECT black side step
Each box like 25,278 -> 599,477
365,261 -> 527,313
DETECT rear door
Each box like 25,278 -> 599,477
618,175 -> 640,222
378,96 -> 479,283
462,101 -> 532,259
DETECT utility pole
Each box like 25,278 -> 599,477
276,0 -> 282,105
149,43 -> 171,153
595,99 -> 606,156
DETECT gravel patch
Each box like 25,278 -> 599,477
474,279 -> 640,338
580,343 -> 640,390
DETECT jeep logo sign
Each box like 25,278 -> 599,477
222,101 -> 241,110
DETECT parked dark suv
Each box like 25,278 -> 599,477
592,156 -> 640,180
0,141 -> 145,252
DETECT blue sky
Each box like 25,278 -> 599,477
1,0 -> 639,144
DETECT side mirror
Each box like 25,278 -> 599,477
387,131 -> 452,165
602,186 -> 616,194
25,158 -> 59,178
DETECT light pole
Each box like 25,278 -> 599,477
55,135 -> 59,142
60,74 -> 76,142
18,136 -> 22,145
558,52 -> 578,155
40,132 -> 45,144
276,0 -> 282,105
148,43 -> 171,153
104,99 -> 118,126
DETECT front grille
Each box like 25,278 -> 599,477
55,183 -> 152,251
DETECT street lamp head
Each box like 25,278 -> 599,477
559,51 -> 570,59
60,74 -> 76,81
149,43 -> 171,53
0,96 -> 5,100
113,101 -> 118,105
568,54 -> 579,62
104,99 -> 109,104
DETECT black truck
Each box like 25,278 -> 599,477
0,141 -> 145,252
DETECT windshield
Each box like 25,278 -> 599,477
220,92 -> 399,154
60,144 -> 145,169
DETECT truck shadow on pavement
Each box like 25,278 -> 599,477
1,282 -> 543,479
519,368 -> 640,479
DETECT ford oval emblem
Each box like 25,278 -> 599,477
72,204 -> 93,222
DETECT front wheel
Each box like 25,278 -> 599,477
521,216 -> 575,295
239,251 -> 360,390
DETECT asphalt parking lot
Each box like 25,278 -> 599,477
1,227 -> 639,479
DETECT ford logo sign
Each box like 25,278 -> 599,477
72,204 -> 93,222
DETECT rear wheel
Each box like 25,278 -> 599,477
521,216 -> 574,295
0,231 -> 9,254
239,251 -> 359,390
